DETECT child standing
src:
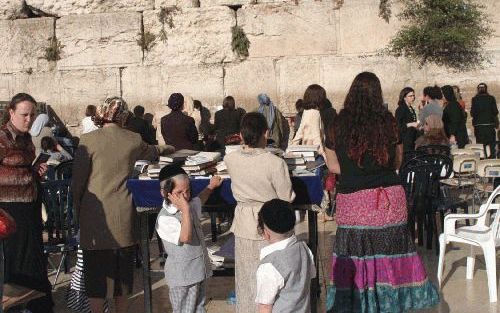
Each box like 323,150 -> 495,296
255,199 -> 316,313
155,165 -> 222,313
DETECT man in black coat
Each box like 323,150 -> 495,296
471,83 -> 498,156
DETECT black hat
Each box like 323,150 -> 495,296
168,93 -> 184,111
259,199 -> 295,234
159,164 -> 187,182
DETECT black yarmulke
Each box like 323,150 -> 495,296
159,164 -> 187,182
260,199 -> 295,234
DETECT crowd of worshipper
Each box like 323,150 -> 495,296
0,72 -> 498,313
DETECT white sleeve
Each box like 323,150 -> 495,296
190,197 -> 203,218
155,213 -> 182,246
255,263 -> 284,305
307,247 -> 317,279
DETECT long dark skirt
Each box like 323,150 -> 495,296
0,200 -> 53,312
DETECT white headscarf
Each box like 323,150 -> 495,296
30,113 -> 49,137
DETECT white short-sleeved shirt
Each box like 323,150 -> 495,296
155,197 -> 202,245
255,235 -> 316,305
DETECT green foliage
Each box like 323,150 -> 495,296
44,36 -> 63,61
137,31 -> 157,52
158,7 -> 179,42
387,0 -> 493,71
231,25 -> 250,59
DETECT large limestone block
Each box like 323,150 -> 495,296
122,66 -> 165,107
0,17 -> 54,73
143,7 -> 235,66
164,64 -> 224,109
224,59 -> 278,111
483,0 -> 500,50
238,2 -> 337,58
26,0 -> 154,16
57,12 -> 143,70
0,0 -> 23,20
0,74 -> 12,99
320,55 -> 428,111
155,0 -> 200,8
200,0 -> 250,7
11,69 -> 120,125
276,56 -> 320,114
338,0 -> 402,55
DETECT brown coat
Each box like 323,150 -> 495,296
72,124 -> 174,250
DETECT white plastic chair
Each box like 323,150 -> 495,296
437,185 -> 500,302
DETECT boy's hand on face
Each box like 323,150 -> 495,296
208,175 -> 223,190
168,193 -> 190,213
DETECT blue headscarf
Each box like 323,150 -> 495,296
257,93 -> 276,131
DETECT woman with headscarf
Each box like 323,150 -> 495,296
0,93 -> 54,312
161,93 -> 199,150
257,93 -> 289,150
471,83 -> 498,154
72,97 -> 174,313
442,85 -> 469,148
30,113 -> 54,156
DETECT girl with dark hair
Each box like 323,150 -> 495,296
225,112 -> 295,313
395,87 -> 419,153
0,93 -> 54,312
471,83 -> 498,152
292,85 -> 326,154
81,105 -> 98,134
442,85 -> 469,148
325,72 -> 439,312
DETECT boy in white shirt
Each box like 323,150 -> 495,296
155,165 -> 222,313
256,199 -> 316,313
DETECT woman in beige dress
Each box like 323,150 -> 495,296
225,112 -> 295,313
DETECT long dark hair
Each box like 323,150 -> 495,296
303,84 -> 326,110
477,83 -> 488,95
397,87 -> 415,107
441,85 -> 458,104
327,72 -> 398,167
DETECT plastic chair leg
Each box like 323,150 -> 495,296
482,243 -> 498,303
466,246 -> 476,280
52,252 -> 67,289
437,235 -> 446,288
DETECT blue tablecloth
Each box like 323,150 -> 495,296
127,169 -> 324,208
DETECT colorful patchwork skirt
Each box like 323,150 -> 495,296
327,185 -> 440,313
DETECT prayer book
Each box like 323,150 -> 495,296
287,145 -> 320,152
184,152 -> 222,166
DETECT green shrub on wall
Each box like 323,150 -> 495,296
137,31 -> 157,52
232,25 -> 250,59
44,36 -> 63,61
386,0 -> 493,71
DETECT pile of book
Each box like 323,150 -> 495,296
284,145 -> 322,176
158,149 -> 199,166
215,161 -> 230,179
143,164 -> 162,179
182,152 -> 222,176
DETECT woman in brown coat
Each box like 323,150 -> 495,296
72,97 -> 174,313
0,93 -> 53,312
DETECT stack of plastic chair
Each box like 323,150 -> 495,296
441,153 -> 479,210
437,185 -> 500,303
474,159 -> 500,202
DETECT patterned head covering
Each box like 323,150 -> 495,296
93,97 -> 129,127
168,93 -> 184,111
257,93 -> 276,131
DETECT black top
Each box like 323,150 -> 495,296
395,104 -> 418,152
127,116 -> 156,144
214,108 -> 245,146
333,145 -> 400,194
471,94 -> 498,127
160,111 -> 198,150
442,101 -> 469,148
320,106 -> 336,132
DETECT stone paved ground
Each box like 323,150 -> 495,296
48,214 -> 500,313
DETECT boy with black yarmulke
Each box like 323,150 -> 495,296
155,164 -> 222,313
255,199 -> 316,313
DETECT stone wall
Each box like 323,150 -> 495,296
0,0 -> 499,138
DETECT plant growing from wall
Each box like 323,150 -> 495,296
386,0 -> 493,71
44,36 -> 63,61
137,31 -> 157,52
158,6 -> 179,42
379,0 -> 391,22
232,25 -> 250,59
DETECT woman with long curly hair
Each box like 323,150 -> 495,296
325,72 -> 439,313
